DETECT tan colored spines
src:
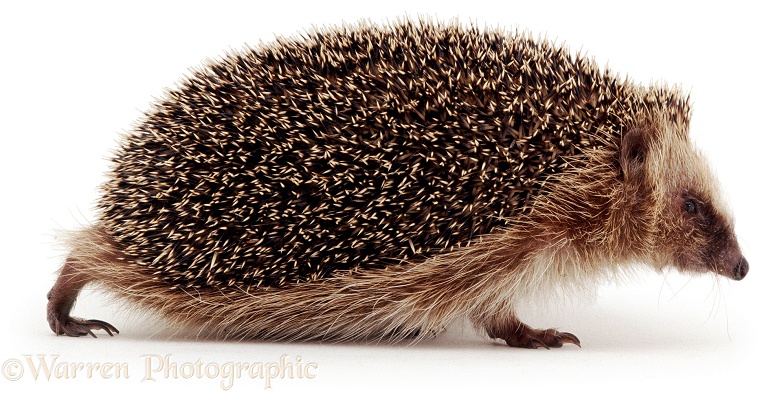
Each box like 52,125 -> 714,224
95,20 -> 640,290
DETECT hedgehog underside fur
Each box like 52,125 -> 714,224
46,19 -> 735,348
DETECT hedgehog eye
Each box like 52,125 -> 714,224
684,199 -> 698,215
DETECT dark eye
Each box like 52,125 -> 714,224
684,199 -> 698,215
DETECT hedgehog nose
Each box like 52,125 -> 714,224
732,256 -> 749,280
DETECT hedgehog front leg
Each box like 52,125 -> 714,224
486,320 -> 580,349
47,258 -> 118,337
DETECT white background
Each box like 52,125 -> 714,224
1,0 -> 779,392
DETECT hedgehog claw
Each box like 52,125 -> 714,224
531,328 -> 580,349
490,322 -> 580,349
559,332 -> 581,348
532,338 -> 550,350
51,316 -> 119,338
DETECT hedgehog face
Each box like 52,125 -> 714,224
625,123 -> 748,281
662,188 -> 748,280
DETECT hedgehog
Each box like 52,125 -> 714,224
46,19 -> 748,349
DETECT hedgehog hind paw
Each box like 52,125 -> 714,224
47,258 -> 119,338
48,314 -> 119,338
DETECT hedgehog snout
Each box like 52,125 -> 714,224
732,256 -> 749,281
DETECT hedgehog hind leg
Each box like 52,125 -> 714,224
484,315 -> 580,349
46,258 -> 119,337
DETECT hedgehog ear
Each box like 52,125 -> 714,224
620,126 -> 648,181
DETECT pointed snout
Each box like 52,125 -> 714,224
732,256 -> 749,281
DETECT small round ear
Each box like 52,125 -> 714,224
620,126 -> 648,181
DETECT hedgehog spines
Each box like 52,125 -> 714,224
95,19 -> 646,291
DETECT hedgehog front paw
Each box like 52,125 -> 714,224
48,314 -> 118,338
504,328 -> 580,349
488,322 -> 580,349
